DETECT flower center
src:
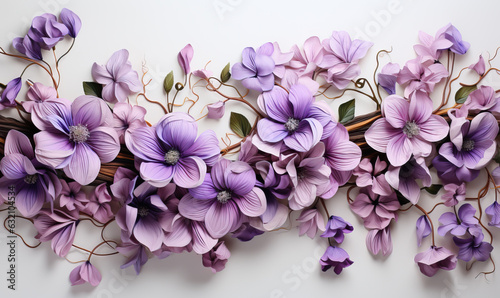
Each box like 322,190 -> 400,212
297,168 -> 307,180
69,124 -> 90,143
24,174 -> 38,184
403,121 -> 420,139
138,206 -> 149,218
164,149 -> 180,165
284,117 -> 300,132
462,139 -> 475,151
217,190 -> 232,204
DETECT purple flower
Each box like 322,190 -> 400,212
438,203 -> 479,237
59,8 -> 81,38
288,36 -> 324,77
33,96 -> 120,185
126,112 -> 220,188
28,13 -> 69,50
397,57 -> 448,98
202,241 -> 231,273
178,44 -> 194,75
462,85 -> 498,113
0,130 -> 61,217
92,49 -> 142,103
321,215 -> 353,244
453,230 -> 493,262
319,246 -> 353,274
207,101 -> 225,119
192,69 -> 213,79
69,261 -> 102,287
366,227 -> 392,256
83,183 -> 114,223
441,183 -> 466,207
257,84 -> 334,152
116,240 -> 148,275
22,82 -> 58,113
12,35 -> 42,60
416,215 -> 431,247
436,24 -> 470,55
353,157 -> 392,196
179,159 -> 266,238
414,246 -> 457,277
34,207 -> 79,257
111,103 -> 147,144
232,42 -> 275,92
271,42 -> 293,78
413,30 -> 453,63
0,77 -> 22,109
365,91 -> 449,166
297,209 -> 325,239
59,180 -> 86,211
385,156 -> 432,204
231,222 -> 264,241
350,187 -> 399,230
377,63 -> 400,95
469,55 -> 486,76
485,201 -> 500,228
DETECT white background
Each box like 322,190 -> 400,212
1,0 -> 500,297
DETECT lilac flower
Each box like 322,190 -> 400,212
441,183 -> 466,207
12,35 -> 42,60
179,159 -> 266,238
0,130 -> 61,217
321,215 -> 353,244
453,230 -> 493,262
125,112 -> 220,188
462,85 -> 497,112
270,42 -> 293,78
257,84 -> 334,152
350,187 -> 399,230
280,68 -> 320,94
297,209 -> 325,239
34,207 -> 79,257
232,42 -> 275,92
288,36 -> 324,77
231,223 -> 264,241
202,241 -> 230,273
377,63 -> 400,95
207,101 -> 225,119
397,57 -> 448,97
365,91 -> 449,166
92,49 -> 142,103
414,246 -> 457,277
436,24 -> 470,55
33,96 -> 120,185
83,183 -> 114,223
22,82 -> 58,113
116,240 -> 148,275
413,30 -> 453,63
69,261 -> 102,287
416,215 -> 431,247
59,8 -> 82,38
353,157 -> 391,196
438,204 -> 479,237
492,166 -> 500,185
0,77 -> 22,109
469,55 -> 486,76
485,201 -> 500,228
366,227 -> 392,256
385,156 -> 432,204
28,13 -> 69,50
178,44 -> 194,75
59,180 -> 86,211
319,246 -> 353,274
111,103 -> 147,144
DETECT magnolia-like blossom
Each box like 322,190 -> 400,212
83,183 -> 114,223
232,42 -> 275,92
178,44 -> 193,75
207,101 -> 225,119
366,227 -> 392,256
353,156 -> 391,196
486,201 -> 500,228
397,57 -> 448,98
414,246 -> 457,277
438,204 -> 479,237
453,230 -> 493,262
462,85 -> 498,113
413,30 -> 453,63
321,215 -> 353,244
59,8 -> 81,38
34,207 -> 79,257
365,91 -> 449,167
126,112 -> 220,188
12,35 -> 42,60
33,96 -> 120,185
441,183 -> 466,207
297,209 -> 325,239
350,187 -> 399,230
377,63 -> 400,95
28,13 -> 69,49
111,102 -> 147,144
469,55 -> 486,76
436,23 -> 470,55
319,246 -> 353,274
288,36 -> 324,77
0,77 -> 21,109
59,180 -> 86,211
257,84 -> 334,153
416,215 -> 431,247
202,241 -> 230,273
385,156 -> 432,205
69,261 -> 102,287
92,49 -> 142,103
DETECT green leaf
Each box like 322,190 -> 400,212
229,112 -> 251,138
455,85 -> 477,104
221,63 -> 231,83
423,184 -> 443,195
163,71 -> 174,93
83,82 -> 103,98
338,99 -> 355,124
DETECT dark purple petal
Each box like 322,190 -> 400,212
59,8 -> 81,38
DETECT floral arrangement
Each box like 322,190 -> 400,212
0,9 -> 499,287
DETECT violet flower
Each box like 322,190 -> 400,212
207,101 -> 225,119
485,201 -> 500,228
270,42 -> 293,78
319,246 -> 353,274
413,30 -> 452,63
28,13 -> 69,50
111,102 -> 147,144
178,44 -> 194,75
469,55 -> 486,76
350,187 -> 399,230
416,215 -> 431,247
297,209 -> 325,239
232,42 -> 275,92
436,24 -> 470,55
34,207 -> 79,257
365,91 -> 449,166
0,77 -> 22,109
59,8 -> 82,38
231,222 -> 265,242
12,35 -> 42,60
125,112 -> 220,188
33,96 -> 120,185
92,49 -> 142,103
438,203 -> 479,237
462,85 -> 498,113
179,159 -> 267,238
353,156 -> 391,196
22,82 -> 58,113
202,241 -> 231,273
257,84 -> 334,152
59,180 -> 86,211
414,246 -> 457,277
366,227 -> 392,256
288,36 -> 324,77
69,261 -> 102,287
116,240 -> 148,275
377,62 -> 400,95
321,215 -> 353,244
441,183 -> 466,207
397,57 -> 448,98
83,183 -> 114,223
385,156 -> 432,205
453,230 -> 493,262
